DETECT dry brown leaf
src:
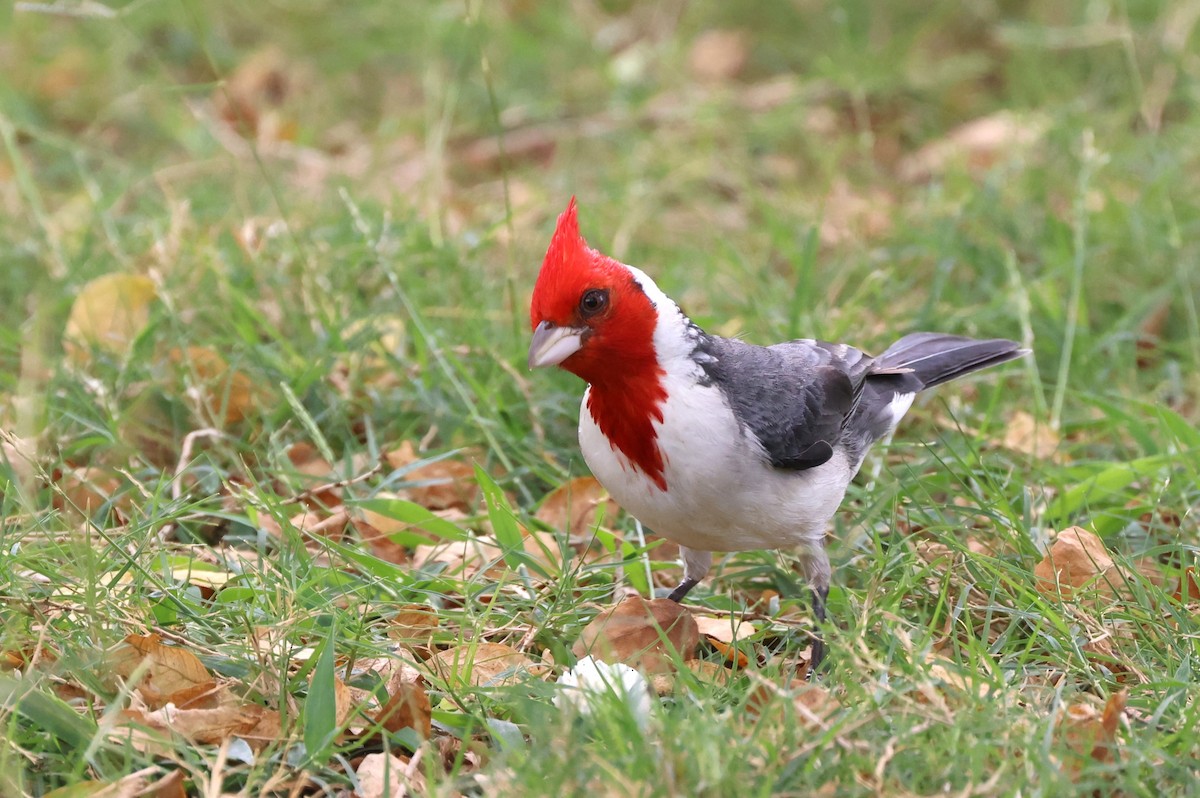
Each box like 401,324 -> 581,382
0,434 -> 36,491
214,45 -> 304,142
412,534 -> 506,578
899,111 -> 1046,182
1001,411 -> 1059,459
573,596 -> 700,673
689,29 -> 749,83
386,442 -> 479,511
1174,566 -> 1200,603
1034,527 -> 1133,601
355,752 -> 415,798
134,701 -> 262,745
819,178 -> 895,247
534,476 -> 618,537
746,679 -> 837,729
427,642 -> 541,688
390,605 -> 438,646
1060,691 -> 1126,775
353,516 -> 409,565
693,615 -> 756,645
169,346 -> 258,424
238,707 -> 284,750
109,634 -> 212,708
53,466 -> 125,519
63,273 -> 157,364
374,669 -> 432,739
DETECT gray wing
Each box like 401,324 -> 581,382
693,335 -> 875,471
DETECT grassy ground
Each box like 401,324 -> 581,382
2,0 -> 1199,795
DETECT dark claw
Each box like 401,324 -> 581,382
667,578 -> 699,603
807,586 -> 829,679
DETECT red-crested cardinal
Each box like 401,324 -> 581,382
528,198 -> 1027,672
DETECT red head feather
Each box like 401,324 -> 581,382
529,197 -> 670,491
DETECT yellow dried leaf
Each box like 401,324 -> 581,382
573,596 -> 700,673
63,274 -> 156,364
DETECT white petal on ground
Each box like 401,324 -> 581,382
555,656 -> 653,728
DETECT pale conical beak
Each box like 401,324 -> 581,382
528,321 -> 585,368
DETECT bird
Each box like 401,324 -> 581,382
527,197 -> 1027,673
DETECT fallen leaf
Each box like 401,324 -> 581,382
134,701 -> 262,744
1060,691 -> 1126,776
167,345 -> 259,425
898,111 -> 1046,182
53,466 -> 124,519
374,669 -> 432,739
214,45 -> 304,143
63,273 -> 157,365
693,615 -> 756,645
108,634 -> 212,709
688,29 -> 749,83
355,752 -> 414,798
427,642 -> 541,688
573,596 -> 700,673
389,605 -> 438,646
1034,527 -> 1133,601
1175,566 -> 1200,603
386,442 -> 479,511
534,476 -> 618,537
818,178 -> 895,247
1001,411 -> 1059,459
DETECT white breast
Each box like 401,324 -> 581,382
578,367 -> 852,554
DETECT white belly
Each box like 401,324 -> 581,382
578,376 -> 851,553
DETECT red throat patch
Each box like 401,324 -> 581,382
586,372 -> 669,492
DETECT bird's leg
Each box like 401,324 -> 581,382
797,545 -> 832,678
667,547 -> 712,603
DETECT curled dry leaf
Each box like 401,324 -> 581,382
573,596 -> 700,674
108,634 -> 213,709
1034,527 -> 1133,601
1175,566 -> 1200,603
386,442 -> 479,511
427,642 -> 541,688
63,273 -> 156,365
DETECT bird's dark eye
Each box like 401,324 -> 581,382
579,288 -> 609,318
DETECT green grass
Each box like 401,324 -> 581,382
2,0 -> 1199,795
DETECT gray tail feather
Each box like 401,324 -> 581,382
876,332 -> 1028,391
